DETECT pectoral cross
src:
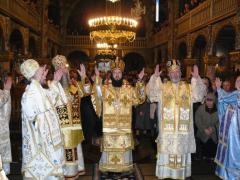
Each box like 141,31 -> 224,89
122,95 -> 130,106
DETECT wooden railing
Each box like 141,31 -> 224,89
176,0 -> 238,37
65,36 -> 147,49
151,26 -> 170,47
0,0 -> 40,31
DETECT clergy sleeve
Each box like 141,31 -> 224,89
132,80 -> 146,105
146,75 -> 162,102
77,78 -> 92,97
21,93 -> 39,121
0,90 -> 10,108
217,89 -> 238,122
191,76 -> 206,103
91,75 -> 103,117
47,80 -> 68,106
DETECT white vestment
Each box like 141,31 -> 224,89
147,76 -> 206,179
0,89 -> 11,175
21,80 -> 65,180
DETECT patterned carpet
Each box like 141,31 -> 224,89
93,164 -> 143,180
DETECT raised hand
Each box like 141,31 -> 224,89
95,66 -> 100,77
77,64 -> 86,79
54,68 -> 64,82
215,77 -> 222,90
138,68 -> 145,81
204,128 -> 211,136
4,76 -> 12,90
154,64 -> 161,77
42,65 -> 49,79
191,65 -> 199,78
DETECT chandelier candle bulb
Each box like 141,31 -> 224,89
88,0 -> 138,44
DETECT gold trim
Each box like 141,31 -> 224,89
99,163 -> 133,172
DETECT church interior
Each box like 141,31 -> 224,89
0,0 -> 239,179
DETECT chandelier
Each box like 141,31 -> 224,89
107,0 -> 120,2
96,43 -> 117,56
88,0 -> 138,44
97,43 -> 118,49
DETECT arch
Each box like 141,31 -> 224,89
192,35 -> 207,59
123,52 -> 145,73
9,29 -> 23,53
213,25 -> 235,58
191,33 -> 207,48
177,41 -> 187,62
192,35 -> 207,74
157,49 -> 162,64
29,36 -> 37,58
67,50 -> 90,67
212,21 -> 236,45
177,41 -> 187,77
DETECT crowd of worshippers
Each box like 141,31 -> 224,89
0,56 -> 240,180
179,0 -> 206,17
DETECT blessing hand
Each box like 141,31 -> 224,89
138,68 -> 145,81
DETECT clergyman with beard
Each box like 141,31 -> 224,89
20,59 -> 65,179
147,59 -> 206,179
91,58 -> 146,175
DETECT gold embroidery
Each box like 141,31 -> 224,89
121,95 -> 131,106
111,156 -> 121,164
99,151 -> 134,172
168,154 -> 184,168
66,149 -> 73,162
102,133 -> 134,151
161,81 -> 191,133
56,105 -> 70,126
65,148 -> 78,162
178,82 -> 191,132
103,114 -> 131,130
106,95 -> 114,106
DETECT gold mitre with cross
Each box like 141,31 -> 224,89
166,59 -> 181,72
110,57 -> 125,71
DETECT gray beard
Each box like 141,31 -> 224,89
170,78 -> 181,84
60,74 -> 70,88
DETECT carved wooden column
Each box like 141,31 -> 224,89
207,25 -> 213,55
20,27 -> 29,55
154,48 -> 158,64
41,0 -> 49,58
167,0 -> 176,59
59,0 -> 64,39
186,33 -> 192,58
0,15 -> 11,51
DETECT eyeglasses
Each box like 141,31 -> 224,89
206,98 -> 214,101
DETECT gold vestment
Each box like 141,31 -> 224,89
92,78 -> 145,172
